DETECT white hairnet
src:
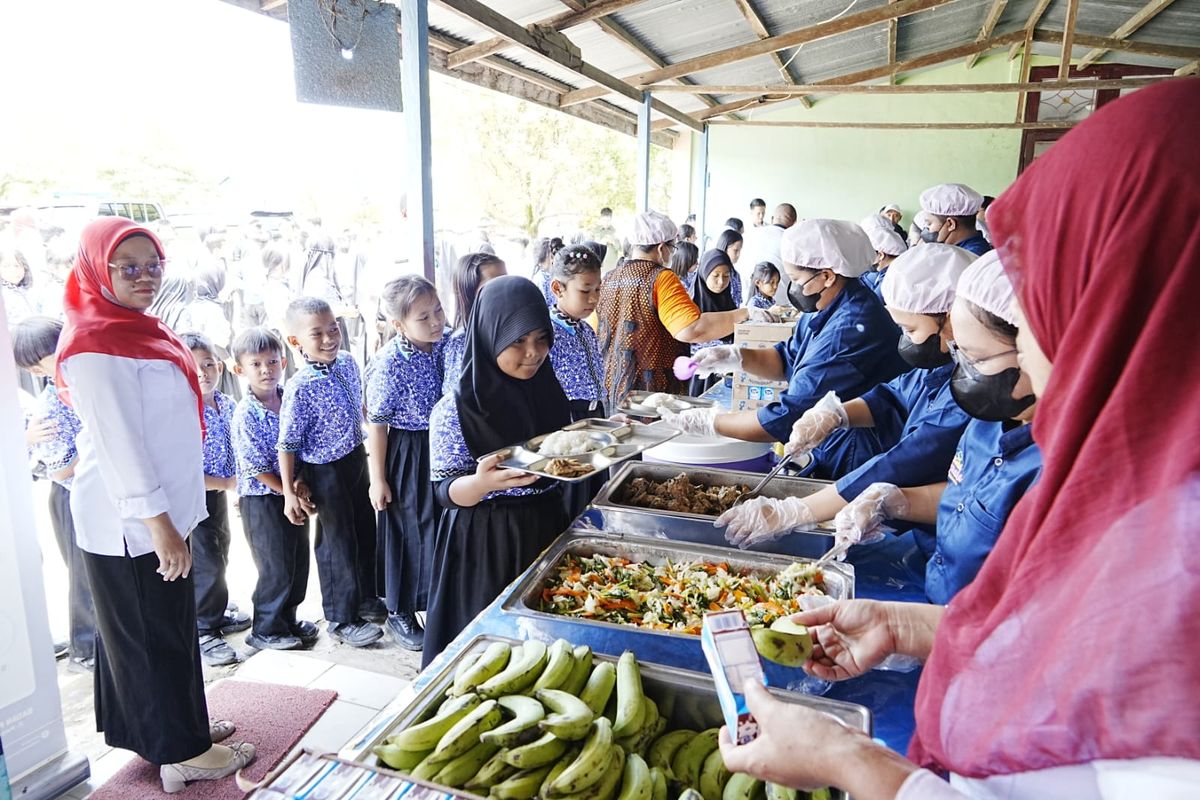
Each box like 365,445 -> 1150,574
779,219 -> 875,278
859,214 -> 908,257
913,210 -> 935,231
956,250 -> 1017,326
880,203 -> 901,215
630,210 -> 678,246
881,243 -> 977,314
920,183 -> 984,216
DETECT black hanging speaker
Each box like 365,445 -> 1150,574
289,0 -> 402,112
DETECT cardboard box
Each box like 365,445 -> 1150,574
734,320 -> 797,344
733,321 -> 794,411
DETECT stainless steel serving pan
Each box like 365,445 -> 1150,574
501,530 -> 854,641
343,634 -> 870,776
480,420 -> 682,483
617,390 -> 717,420
589,461 -> 838,558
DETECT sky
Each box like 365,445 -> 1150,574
1,0 -> 417,220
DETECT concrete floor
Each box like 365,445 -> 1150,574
31,480 -> 425,797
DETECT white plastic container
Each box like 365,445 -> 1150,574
644,433 -> 772,472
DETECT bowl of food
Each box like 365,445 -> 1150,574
528,430 -> 616,457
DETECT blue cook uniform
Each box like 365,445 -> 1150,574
833,363 -> 971,509
955,235 -> 993,257
757,280 -> 908,470
860,270 -> 886,302
918,419 -> 1042,604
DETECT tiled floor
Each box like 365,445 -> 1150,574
59,651 -> 411,798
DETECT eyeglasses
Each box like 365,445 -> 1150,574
108,261 -> 166,280
948,340 -> 1017,369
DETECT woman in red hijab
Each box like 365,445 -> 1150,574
57,217 -> 256,792
714,78 -> 1200,798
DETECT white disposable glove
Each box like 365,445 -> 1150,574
658,405 -> 720,437
693,345 -> 743,377
745,306 -> 780,323
785,391 -> 849,458
715,496 -> 816,549
832,482 -> 908,551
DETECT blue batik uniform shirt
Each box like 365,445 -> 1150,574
28,381 -> 83,489
757,279 -> 908,442
441,329 -> 467,395
548,307 -> 606,410
366,335 -> 445,431
233,386 -> 284,496
921,419 -> 1042,604
278,352 -> 365,464
201,391 -> 237,479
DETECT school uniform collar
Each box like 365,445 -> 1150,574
246,386 -> 283,419
303,353 -> 334,375
550,305 -> 581,331
395,335 -> 434,360
998,421 -> 1035,453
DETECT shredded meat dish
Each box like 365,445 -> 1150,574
613,473 -> 749,515
544,458 -> 593,478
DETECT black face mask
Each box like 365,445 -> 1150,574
897,319 -> 950,369
787,271 -> 824,313
950,361 -> 1035,422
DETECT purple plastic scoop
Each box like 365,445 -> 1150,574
674,356 -> 700,381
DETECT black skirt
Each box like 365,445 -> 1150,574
82,549 -> 211,765
422,489 -> 567,667
377,428 -> 439,615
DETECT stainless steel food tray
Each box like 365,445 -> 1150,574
617,390 -> 717,420
343,634 -> 870,778
481,420 -> 681,483
501,531 -> 853,640
589,461 -> 838,558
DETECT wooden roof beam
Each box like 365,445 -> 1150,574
1008,0 -> 1052,61
640,76 -> 1178,94
1177,61 -> 1199,76
1077,0 -> 1180,70
561,0 -> 955,107
446,0 -> 645,68
732,0 -> 813,108
886,0 -> 897,85
708,120 -> 1077,130
260,0 -> 287,10
1033,28 -> 1200,62
1058,0 -> 1080,80
966,0 -> 1009,69
432,0 -> 704,132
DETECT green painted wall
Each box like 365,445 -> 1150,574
701,54 -> 1029,233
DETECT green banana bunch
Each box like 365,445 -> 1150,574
372,742 -> 430,771
388,692 -> 481,752
539,748 -> 581,800
616,753 -> 652,800
533,640 -> 577,693
646,729 -> 696,779
503,731 -> 570,770
484,695 -> 547,748
408,752 -> 444,782
557,746 -> 624,800
764,784 -> 798,800
649,767 -> 668,800
678,789 -> 705,800
698,749 -> 731,800
429,698 -> 503,764
537,689 -> 596,741
671,728 -> 720,788
465,750 -> 519,791
722,773 -> 763,800
617,697 -> 664,755
612,652 -> 646,739
479,641 -> 550,699
548,717 -> 615,796
579,662 -> 617,716
560,646 -> 594,696
450,641 -> 512,697
492,764 -> 555,800
434,739 -> 500,788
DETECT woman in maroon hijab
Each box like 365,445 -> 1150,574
714,78 -> 1200,798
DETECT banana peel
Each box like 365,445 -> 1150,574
750,618 -> 813,667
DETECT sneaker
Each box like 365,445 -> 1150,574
290,620 -> 320,647
54,640 -> 69,660
386,612 -> 424,651
199,635 -> 241,666
357,598 -> 388,624
328,620 -> 384,648
245,632 -> 303,651
219,609 -> 252,635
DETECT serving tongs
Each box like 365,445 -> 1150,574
732,454 -> 794,507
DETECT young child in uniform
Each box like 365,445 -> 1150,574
441,252 -> 507,394
688,250 -> 738,396
748,262 -> 781,310
230,327 -> 318,651
365,276 -> 446,651
278,297 -> 384,647
423,276 -> 572,666
181,331 -> 248,667
546,245 -> 608,519
530,237 -> 565,306
13,316 -> 94,669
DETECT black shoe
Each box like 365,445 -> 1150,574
290,620 -> 320,647
386,612 -> 424,651
245,632 -> 303,651
199,635 -> 241,666
357,598 -> 388,625
219,610 -> 252,635
328,620 -> 383,648
54,640 -> 70,660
